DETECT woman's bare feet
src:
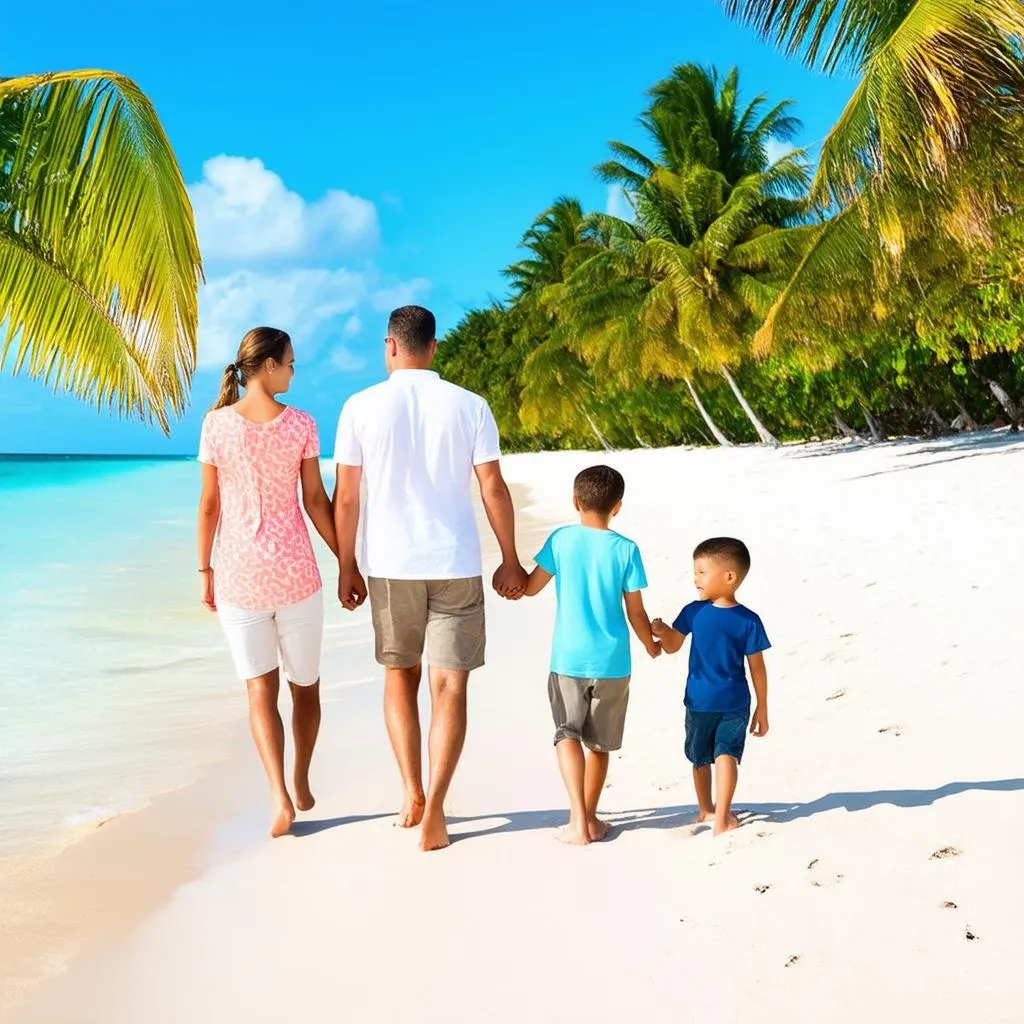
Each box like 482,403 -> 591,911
397,791 -> 426,828
294,777 -> 316,812
270,796 -> 296,838
713,813 -> 740,836
419,809 -> 450,851
695,808 -> 716,824
588,817 -> 611,842
556,823 -> 591,846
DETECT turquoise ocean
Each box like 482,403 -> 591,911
0,455 -> 372,859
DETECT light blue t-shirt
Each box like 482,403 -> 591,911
534,525 -> 648,679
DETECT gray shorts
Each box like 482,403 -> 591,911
367,577 -> 485,672
548,672 -> 631,752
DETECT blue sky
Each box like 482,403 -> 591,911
4,0 -> 854,454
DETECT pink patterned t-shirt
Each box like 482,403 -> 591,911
199,405 -> 322,610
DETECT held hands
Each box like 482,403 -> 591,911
200,569 -> 216,612
338,565 -> 368,611
750,705 -> 769,737
492,561 -> 528,600
645,639 -> 662,659
651,617 -> 669,641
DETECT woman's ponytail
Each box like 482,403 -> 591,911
212,363 -> 241,410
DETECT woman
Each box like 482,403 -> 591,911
197,327 -> 337,837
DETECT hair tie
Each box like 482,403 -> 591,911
226,363 -> 238,374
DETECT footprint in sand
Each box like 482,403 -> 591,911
826,688 -> 846,702
878,725 -> 902,736
940,901 -> 958,910
785,955 -> 801,968
965,927 -> 980,942
754,884 -> 771,894
930,846 -> 963,860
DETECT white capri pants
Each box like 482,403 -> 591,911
217,589 -> 323,685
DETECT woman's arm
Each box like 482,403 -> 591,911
197,463 -> 220,611
300,457 -> 338,556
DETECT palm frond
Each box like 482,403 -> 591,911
0,70 -> 202,430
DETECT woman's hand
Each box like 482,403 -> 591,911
201,569 -> 217,612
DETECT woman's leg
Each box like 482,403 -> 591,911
289,680 -> 321,811
246,669 -> 295,837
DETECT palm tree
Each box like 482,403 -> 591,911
560,163 -> 815,446
597,63 -> 803,192
0,71 -> 202,431
721,1 -> 1024,209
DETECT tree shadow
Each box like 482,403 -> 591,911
786,429 -> 1023,466
445,778 -> 1024,842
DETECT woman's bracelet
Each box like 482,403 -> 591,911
198,567 -> 213,574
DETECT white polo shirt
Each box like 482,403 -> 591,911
333,370 -> 501,580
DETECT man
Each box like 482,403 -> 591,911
332,305 -> 528,851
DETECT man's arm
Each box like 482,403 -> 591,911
473,460 -> 527,598
624,591 -> 660,658
651,618 -> 686,655
748,652 -> 769,736
333,464 -> 366,610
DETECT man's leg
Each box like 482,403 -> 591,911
556,738 -> 591,845
583,749 -> 610,841
419,666 -> 469,851
246,669 -> 294,838
713,755 -> 739,835
289,680 -> 321,812
384,664 -> 426,827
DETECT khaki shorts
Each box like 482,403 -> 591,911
367,577 -> 486,672
548,673 -> 631,752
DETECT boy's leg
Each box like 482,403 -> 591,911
583,749 -> 610,840
555,738 -> 590,845
712,711 -> 748,835
685,710 -> 717,823
581,676 -> 629,841
713,756 -> 739,835
549,673 -> 591,845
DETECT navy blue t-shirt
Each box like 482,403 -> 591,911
672,601 -> 770,713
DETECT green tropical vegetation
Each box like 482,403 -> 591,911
0,71 -> 202,431
435,2 -> 1024,449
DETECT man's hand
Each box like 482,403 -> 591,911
493,561 -> 528,600
750,705 -> 769,737
338,566 -> 367,611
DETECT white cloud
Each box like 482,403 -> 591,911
765,140 -> 796,165
198,267 -> 368,368
370,278 -> 432,312
189,156 -> 379,261
343,315 -> 363,338
606,185 -> 633,221
330,347 -> 368,373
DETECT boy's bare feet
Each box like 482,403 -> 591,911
713,814 -> 740,836
588,817 -> 611,841
556,823 -> 591,846
419,810 -> 450,851
397,792 -> 426,828
270,796 -> 296,838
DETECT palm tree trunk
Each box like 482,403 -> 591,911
719,365 -> 779,446
952,400 -> 978,432
833,410 -> 861,441
986,378 -> 1021,429
862,405 -> 887,442
583,410 -> 614,452
683,377 -> 732,447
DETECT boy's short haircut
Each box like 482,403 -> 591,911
574,465 -> 625,516
693,537 -> 751,579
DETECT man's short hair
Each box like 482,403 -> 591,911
574,465 -> 625,516
693,537 -> 751,578
388,305 -> 436,354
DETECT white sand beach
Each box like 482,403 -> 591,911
6,433 -> 1024,1024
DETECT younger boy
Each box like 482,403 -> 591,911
652,537 -> 770,836
524,465 -> 660,845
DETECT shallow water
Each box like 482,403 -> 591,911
0,455 -> 364,857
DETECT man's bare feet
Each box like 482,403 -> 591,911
556,824 -> 591,846
695,809 -> 716,824
294,779 -> 316,813
397,792 -> 426,828
419,810 -> 450,851
713,813 -> 740,836
588,817 -> 611,842
270,797 -> 296,838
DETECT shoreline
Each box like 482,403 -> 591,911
7,435 -> 1024,1023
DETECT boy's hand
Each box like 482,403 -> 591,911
750,705 -> 769,737
651,618 -> 668,640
